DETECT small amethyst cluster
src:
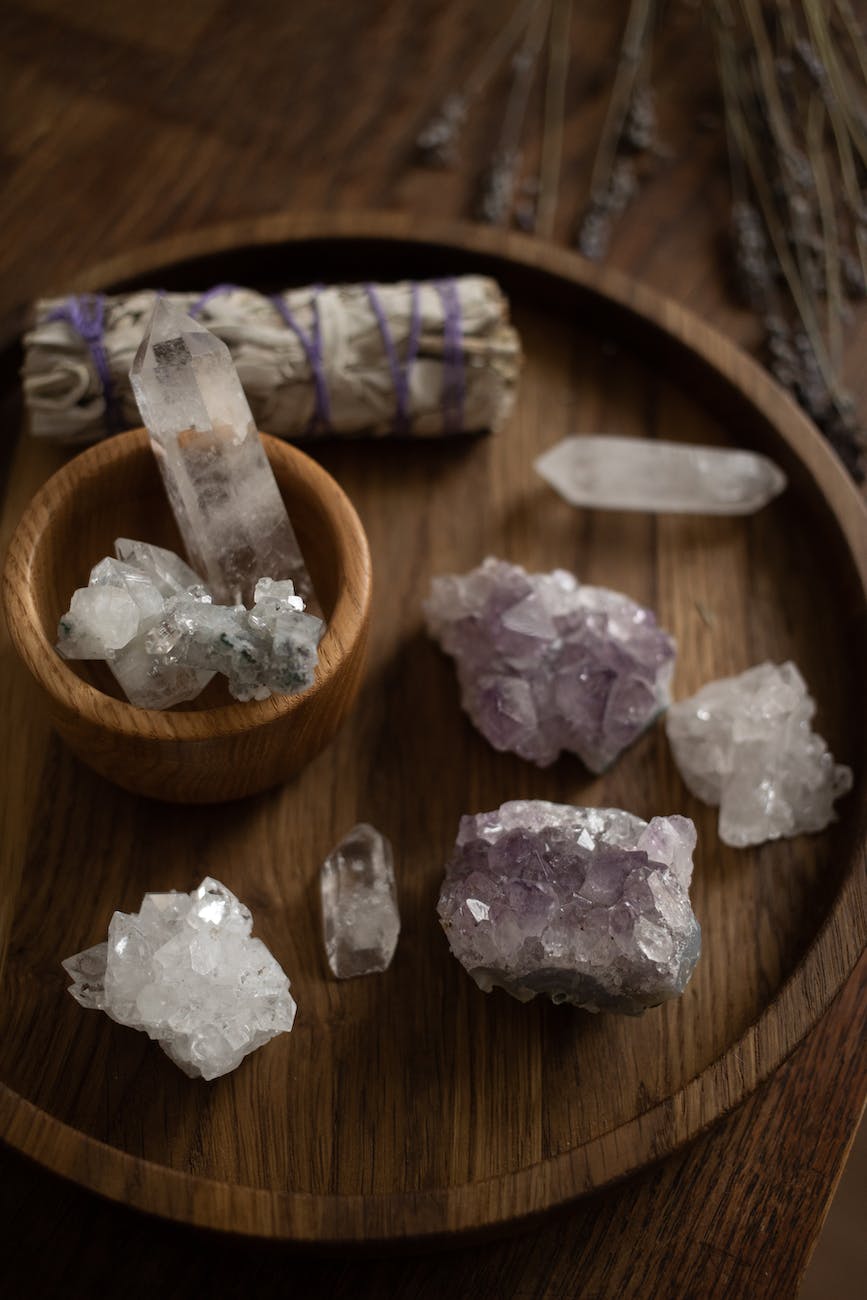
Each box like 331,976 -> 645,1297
423,558 -> 675,772
438,801 -> 701,1013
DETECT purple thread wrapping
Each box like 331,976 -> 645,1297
436,277 -> 464,433
271,287 -> 331,434
45,294 -> 120,435
364,281 -> 421,434
189,283 -> 242,317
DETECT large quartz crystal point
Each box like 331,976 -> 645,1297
438,801 -> 701,1013
535,435 -> 787,515
320,823 -> 400,978
666,661 -> 852,847
62,878 -> 297,1080
424,557 -> 675,772
130,299 -> 311,605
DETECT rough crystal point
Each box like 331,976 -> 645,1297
438,801 -> 701,1013
320,824 -> 400,978
63,878 -> 297,1080
129,298 -> 310,605
535,435 -> 787,515
666,661 -> 852,847
424,557 -> 675,772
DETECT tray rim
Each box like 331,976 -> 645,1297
2,211 -> 866,1244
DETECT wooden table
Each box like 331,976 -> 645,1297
0,2 -> 864,1295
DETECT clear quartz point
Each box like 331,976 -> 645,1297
129,299 -> 311,605
320,824 -> 400,978
535,435 -> 787,515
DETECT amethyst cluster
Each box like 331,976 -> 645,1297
438,801 -> 701,1014
423,558 -> 675,772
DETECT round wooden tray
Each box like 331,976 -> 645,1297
1,214 -> 865,1245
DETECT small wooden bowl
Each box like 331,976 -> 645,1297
2,428 -> 372,802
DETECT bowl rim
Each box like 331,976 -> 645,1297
2,427 -> 372,740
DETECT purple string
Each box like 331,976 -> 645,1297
435,277 -> 464,434
271,287 -> 331,434
189,283 -> 242,317
364,281 -> 421,435
46,294 -> 120,435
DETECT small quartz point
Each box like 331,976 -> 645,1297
424,557 -> 675,772
320,824 -> 400,978
535,435 -> 787,515
129,298 -> 311,605
438,801 -> 701,1013
63,878 -> 297,1080
666,661 -> 852,847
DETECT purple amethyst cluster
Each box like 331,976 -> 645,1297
438,801 -> 701,1014
423,558 -> 675,771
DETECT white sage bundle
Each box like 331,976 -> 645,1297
23,277 -> 522,444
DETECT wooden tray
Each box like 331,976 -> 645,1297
1,215 -> 865,1246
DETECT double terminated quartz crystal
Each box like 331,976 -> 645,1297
320,824 -> 400,978
130,299 -> 310,605
438,801 -> 701,1013
667,661 -> 852,847
535,435 -> 787,515
63,878 -> 297,1080
424,557 -> 675,772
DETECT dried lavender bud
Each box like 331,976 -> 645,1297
794,38 -> 829,89
841,249 -> 867,299
608,159 -> 638,214
732,202 -> 775,310
576,202 -> 612,261
624,85 -> 657,153
416,93 -> 468,168
477,149 -> 521,225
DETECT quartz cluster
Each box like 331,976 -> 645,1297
148,574 -> 323,703
424,557 -> 675,771
535,435 -> 787,515
63,878 -> 297,1080
320,824 -> 400,978
130,299 -> 311,605
438,801 -> 701,1013
57,538 -> 215,709
57,540 -> 323,707
666,661 -> 852,847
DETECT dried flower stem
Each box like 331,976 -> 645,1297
535,0 -> 573,238
416,0 -> 542,167
587,0 -> 656,204
477,0 -> 553,226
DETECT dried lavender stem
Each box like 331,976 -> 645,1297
588,0 -> 655,202
477,0 -> 552,225
805,2 -> 867,166
465,0 -> 544,100
535,0 -> 573,238
731,105 -> 842,404
807,95 -> 845,370
833,0 -> 867,88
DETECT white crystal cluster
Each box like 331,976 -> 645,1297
666,661 -> 853,847
148,575 -> 323,703
57,540 -> 323,707
320,824 -> 400,978
62,878 -> 297,1080
57,538 -> 215,709
438,801 -> 701,1013
424,557 -> 675,771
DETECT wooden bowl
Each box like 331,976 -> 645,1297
2,427 -> 372,802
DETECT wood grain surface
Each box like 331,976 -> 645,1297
1,1 -> 866,1295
